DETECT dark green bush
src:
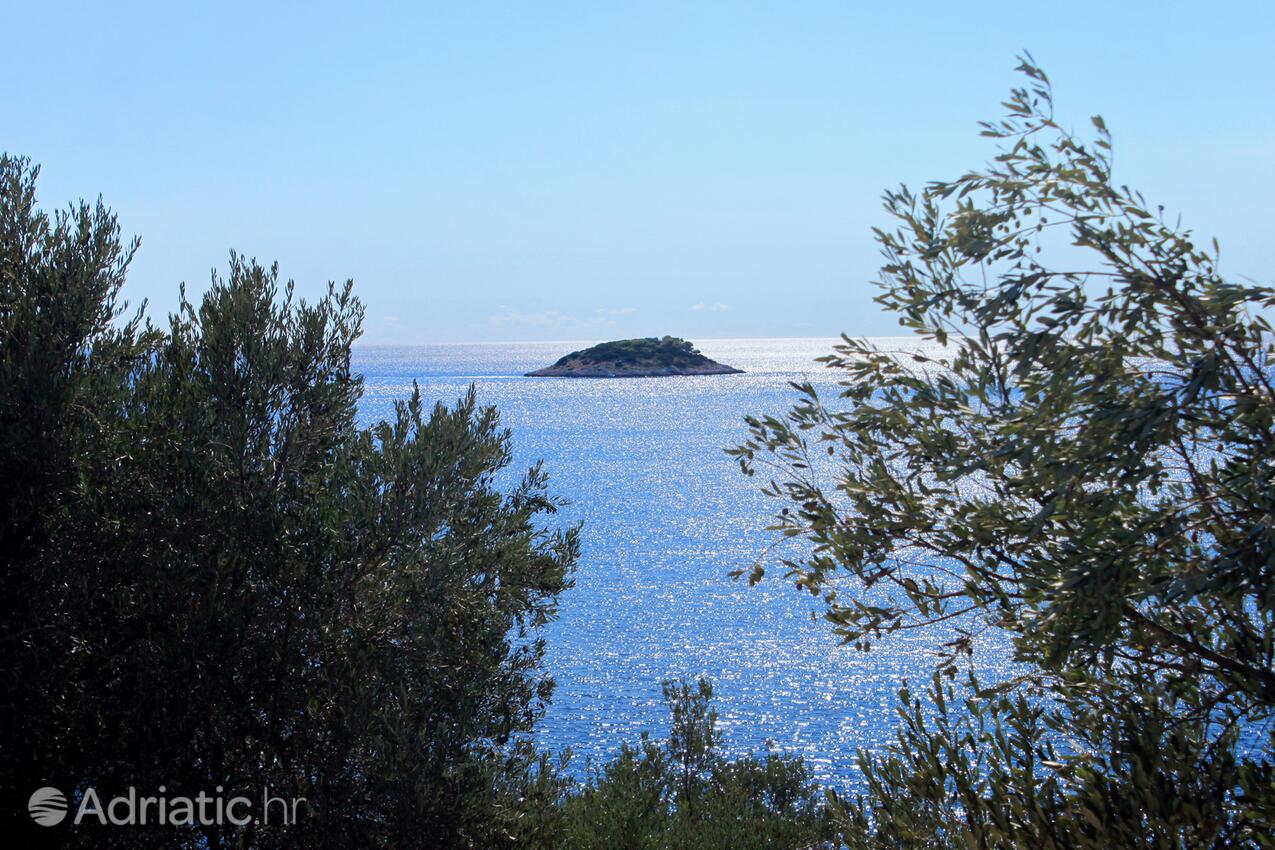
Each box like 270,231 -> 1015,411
559,677 -> 835,850
0,154 -> 578,849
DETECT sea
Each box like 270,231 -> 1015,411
352,337 -> 1006,788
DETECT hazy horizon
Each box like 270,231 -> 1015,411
350,333 -> 849,347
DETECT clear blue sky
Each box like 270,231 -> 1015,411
4,1 -> 1272,343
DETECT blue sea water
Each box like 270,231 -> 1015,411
353,337 -> 1003,788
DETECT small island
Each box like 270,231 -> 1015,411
526,336 -> 744,378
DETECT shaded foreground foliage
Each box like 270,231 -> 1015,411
556,678 -> 834,850
0,153 -> 577,849
0,152 -> 828,850
732,57 -> 1275,848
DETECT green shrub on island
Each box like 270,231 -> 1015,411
555,336 -> 701,368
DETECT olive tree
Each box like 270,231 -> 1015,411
0,154 -> 578,849
730,58 -> 1274,847
559,677 -> 833,850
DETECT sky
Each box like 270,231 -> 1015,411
4,1 -> 1273,343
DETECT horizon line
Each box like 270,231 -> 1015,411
351,333 -> 923,348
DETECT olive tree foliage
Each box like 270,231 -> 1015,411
0,154 -> 578,850
559,677 -> 833,850
831,670 -> 1268,850
729,59 -> 1275,847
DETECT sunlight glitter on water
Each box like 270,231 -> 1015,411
353,337 -> 1006,788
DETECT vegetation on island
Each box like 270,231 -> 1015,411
553,336 -> 702,367
4,54 -> 1273,850
526,336 -> 742,377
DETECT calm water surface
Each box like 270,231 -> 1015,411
353,338 -> 1004,787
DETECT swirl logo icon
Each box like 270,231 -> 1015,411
28,787 -> 68,826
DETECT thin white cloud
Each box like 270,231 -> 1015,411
691,302 -> 729,313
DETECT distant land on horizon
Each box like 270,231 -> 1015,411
525,336 -> 744,378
